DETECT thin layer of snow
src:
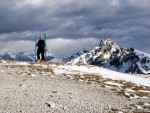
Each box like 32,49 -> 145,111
125,89 -> 135,92
104,81 -> 123,87
9,53 -> 16,59
58,65 -> 150,87
53,68 -> 77,76
42,64 -> 48,69
31,74 -> 37,77
48,58 -> 62,63
118,111 -> 123,113
34,64 -> 41,67
82,55 -> 88,64
93,52 -> 102,59
142,96 -> 149,98
20,73 -> 27,76
70,57 -> 81,64
0,61 -> 30,66
105,86 -> 111,88
1,60 -> 7,63
135,49 -> 150,58
111,46 -> 118,52
137,62 -> 150,74
136,105 -> 143,110
130,95 -> 140,99
103,54 -> 110,59
144,103 -> 150,106
125,92 -> 130,96
18,62 -> 30,66
138,90 -> 150,93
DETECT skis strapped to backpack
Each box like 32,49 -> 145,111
34,34 -> 47,62
43,34 -> 47,58
34,35 -> 37,61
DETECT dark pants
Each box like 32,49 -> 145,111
37,48 -> 45,61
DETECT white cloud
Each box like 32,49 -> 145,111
46,38 -> 99,57
0,38 -> 99,57
16,0 -> 44,7
0,40 -> 34,53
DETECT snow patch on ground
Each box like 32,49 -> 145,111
136,105 -> 143,110
125,89 -> 135,92
18,62 -> 30,66
56,65 -> 150,87
138,90 -> 150,93
42,64 -> 48,69
145,103 -> 150,106
104,81 -> 123,87
31,74 -> 37,77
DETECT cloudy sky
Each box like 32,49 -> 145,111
0,0 -> 150,57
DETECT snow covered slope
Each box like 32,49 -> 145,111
68,39 -> 150,74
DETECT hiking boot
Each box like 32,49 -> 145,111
37,59 -> 41,63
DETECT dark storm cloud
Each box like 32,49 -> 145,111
0,0 -> 150,54
0,0 -> 150,38
0,0 -> 48,33
0,0 -> 103,39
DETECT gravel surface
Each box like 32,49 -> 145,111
0,61 -> 149,113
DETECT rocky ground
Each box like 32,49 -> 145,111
0,60 -> 150,113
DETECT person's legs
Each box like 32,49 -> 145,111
41,49 -> 45,62
37,49 -> 41,62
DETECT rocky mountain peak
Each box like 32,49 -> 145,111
100,38 -> 116,46
98,38 -> 120,54
67,39 -> 150,74
100,38 -> 119,47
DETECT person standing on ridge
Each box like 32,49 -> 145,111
36,36 -> 45,63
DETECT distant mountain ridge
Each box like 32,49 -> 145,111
0,50 -> 60,62
67,39 -> 150,74
63,48 -> 89,63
